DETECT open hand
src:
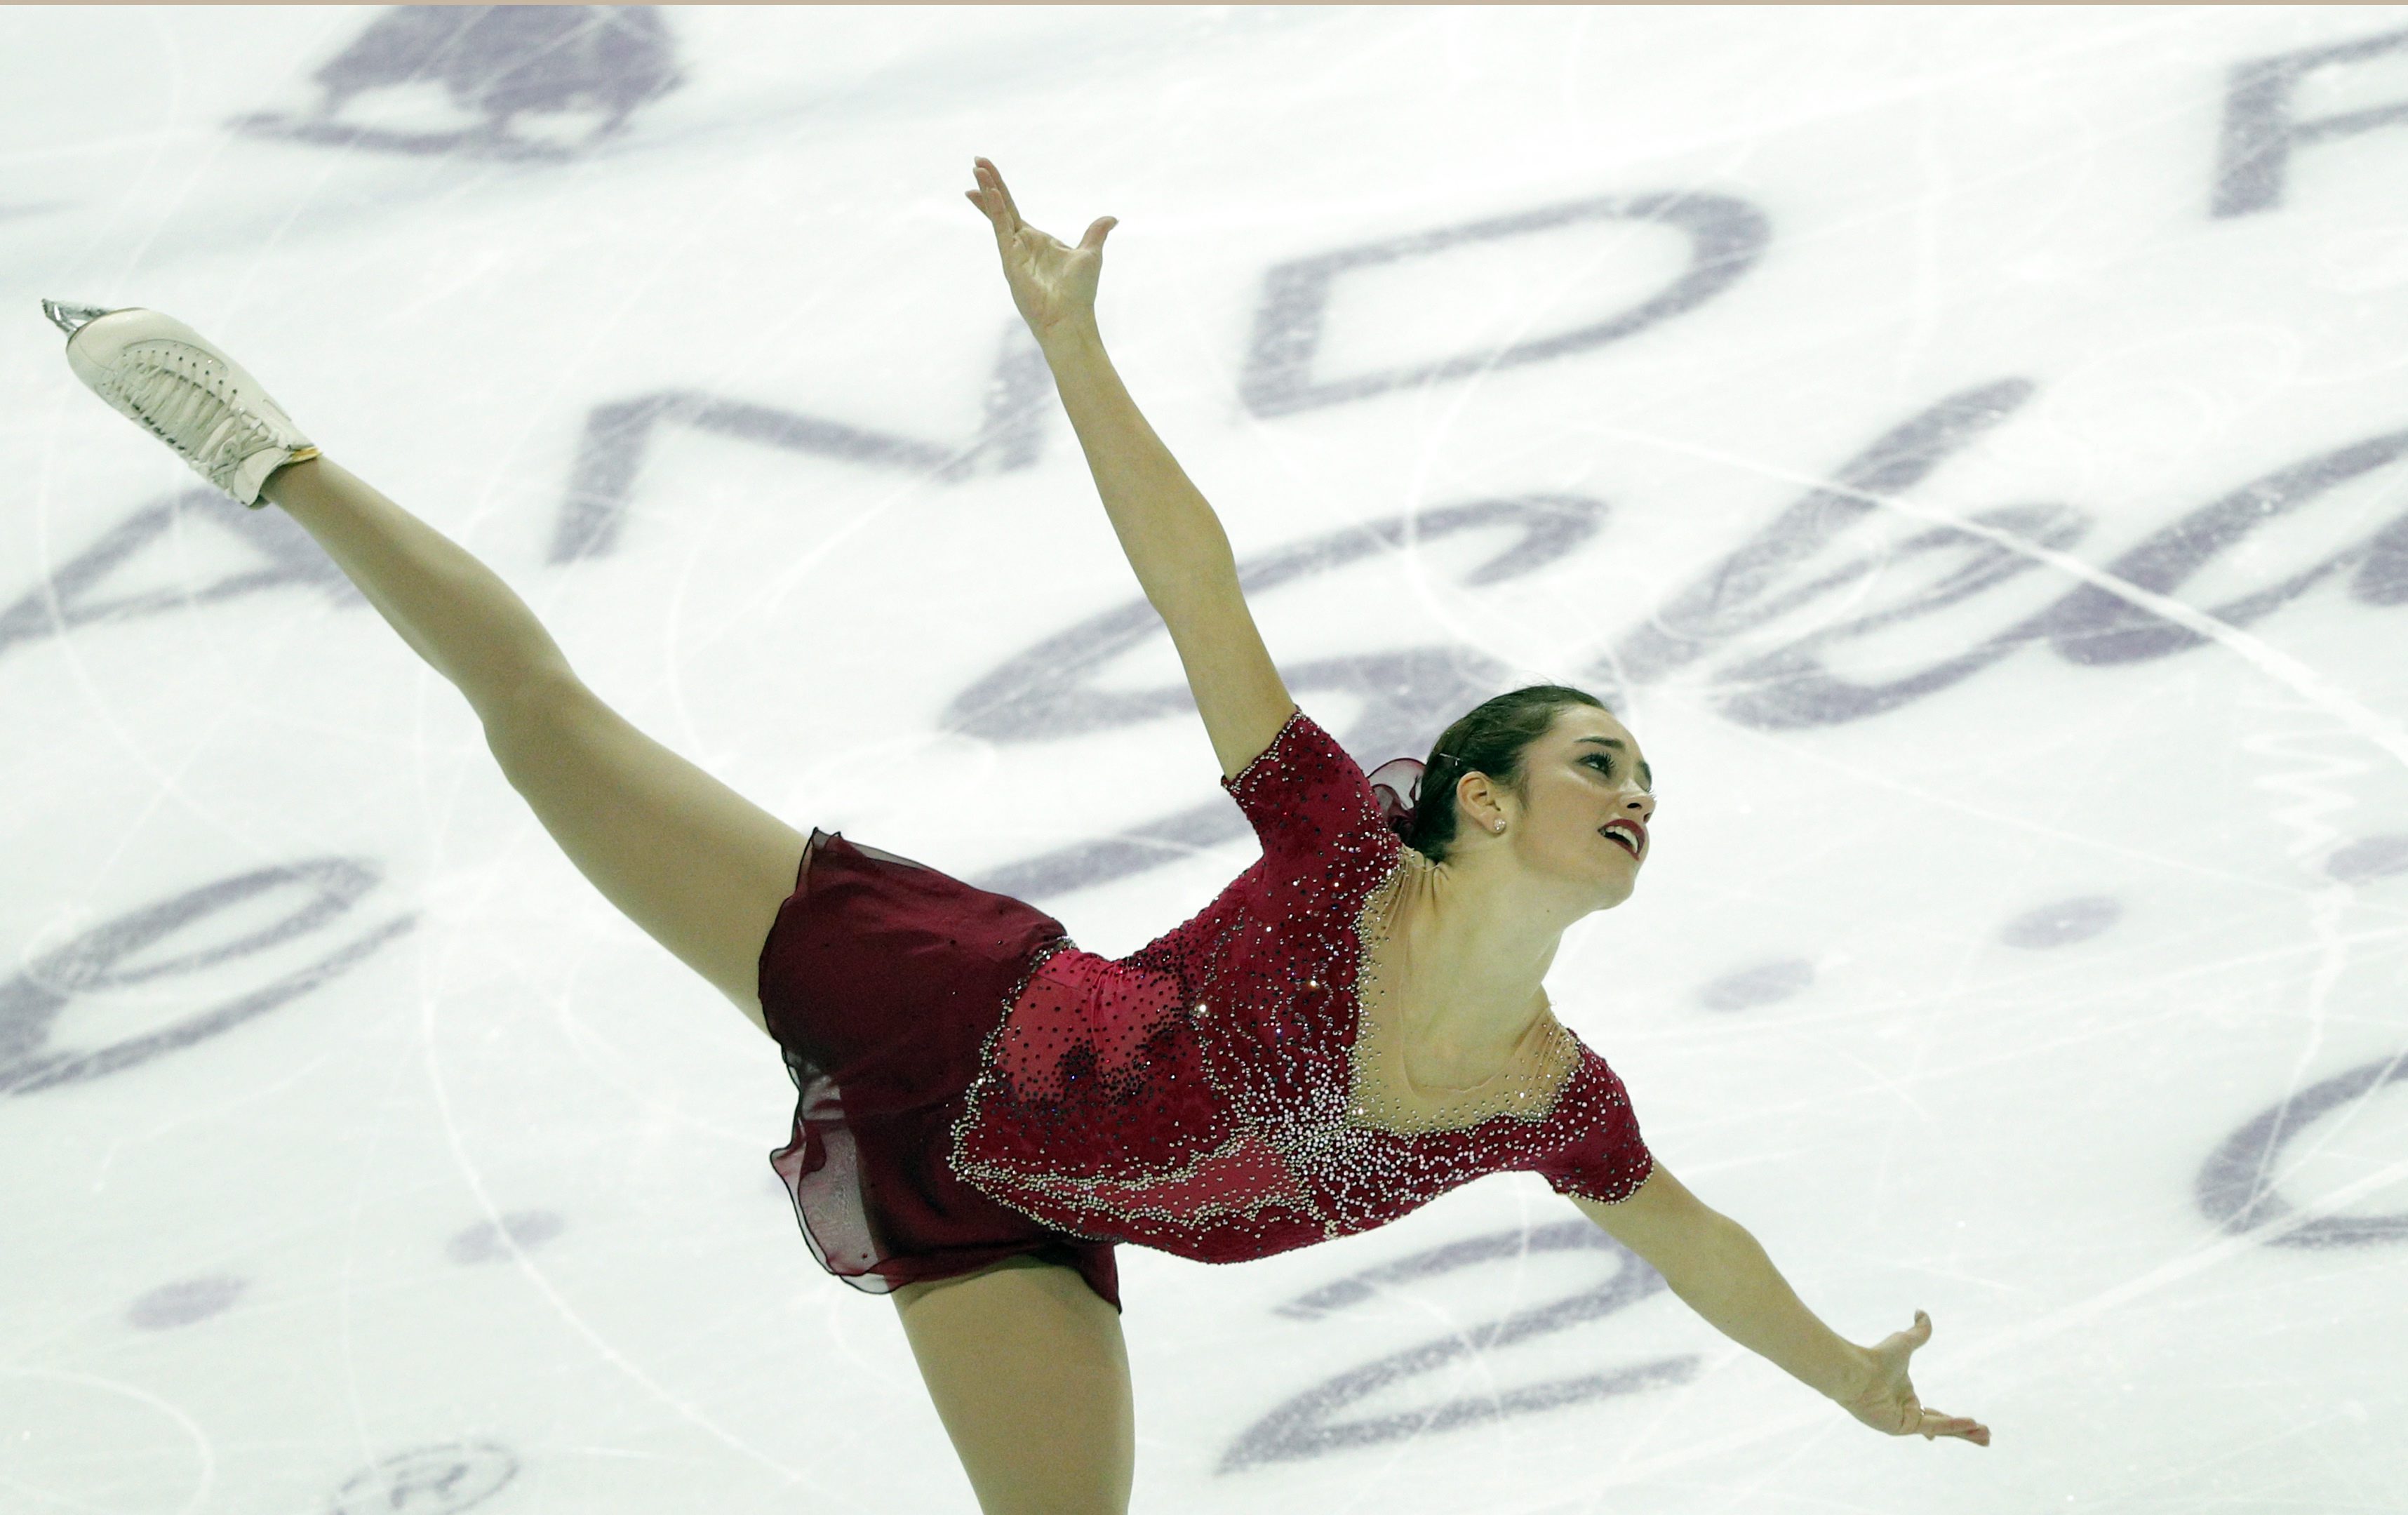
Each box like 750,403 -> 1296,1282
1840,1311 -> 1991,1446
965,157 -> 1116,340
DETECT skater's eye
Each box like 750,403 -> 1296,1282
1582,751 -> 1654,796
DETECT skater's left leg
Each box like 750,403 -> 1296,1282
261,455 -> 806,1036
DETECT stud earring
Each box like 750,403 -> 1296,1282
1492,820 -> 1505,834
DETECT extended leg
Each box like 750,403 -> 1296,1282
260,455 -> 805,1035
894,1258 -> 1137,1514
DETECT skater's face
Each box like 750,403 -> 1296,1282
1475,705 -> 1654,909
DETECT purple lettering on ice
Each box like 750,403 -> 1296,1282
2212,25 -> 2408,218
0,860 -> 415,1097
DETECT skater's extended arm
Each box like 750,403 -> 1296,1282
1572,1166 -> 1991,1444
968,159 -> 1294,778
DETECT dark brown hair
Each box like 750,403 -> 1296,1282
1403,685 -> 1610,863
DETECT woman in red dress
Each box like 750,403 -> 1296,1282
48,158 -> 1985,1514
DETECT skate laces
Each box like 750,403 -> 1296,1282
105,347 -> 279,480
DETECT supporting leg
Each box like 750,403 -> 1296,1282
894,1258 -> 1137,1515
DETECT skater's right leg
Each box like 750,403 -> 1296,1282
260,455 -> 805,1036
894,1257 -> 1137,1515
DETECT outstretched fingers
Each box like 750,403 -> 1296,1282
1905,1316 -> 1988,1446
971,157 -> 1024,235
1920,1407 -> 1992,1445
1852,1312 -> 1990,1447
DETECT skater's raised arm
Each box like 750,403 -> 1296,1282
968,158 -> 1294,778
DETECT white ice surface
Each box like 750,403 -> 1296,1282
5,6 -> 2407,1512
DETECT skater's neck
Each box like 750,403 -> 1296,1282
1384,847 -> 1588,1057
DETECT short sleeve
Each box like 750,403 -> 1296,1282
1528,1043 -> 1654,1204
1220,709 -> 1393,872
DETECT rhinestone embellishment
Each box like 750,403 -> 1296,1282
944,709 -> 1655,1264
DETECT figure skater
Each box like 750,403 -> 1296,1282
44,156 -> 1986,1514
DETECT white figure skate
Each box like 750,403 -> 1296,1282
44,300 -> 320,508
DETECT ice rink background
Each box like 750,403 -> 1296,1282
6,6 -> 2408,1511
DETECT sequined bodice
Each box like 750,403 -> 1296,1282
947,710 -> 1652,1262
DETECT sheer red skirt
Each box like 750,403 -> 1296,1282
756,830 -> 1121,1312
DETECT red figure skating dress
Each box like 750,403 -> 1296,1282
757,709 -> 1653,1312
